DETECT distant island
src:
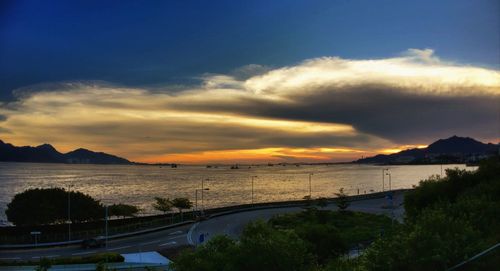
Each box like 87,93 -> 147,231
354,136 -> 499,165
0,140 -> 132,165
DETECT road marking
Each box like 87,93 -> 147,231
106,245 -> 131,251
0,257 -> 20,260
159,241 -> 177,247
140,239 -> 164,246
167,234 -> 186,240
31,255 -> 60,259
72,251 -> 95,256
187,222 -> 199,245
169,230 -> 183,235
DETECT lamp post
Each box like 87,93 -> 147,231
386,171 -> 392,191
105,204 -> 109,248
202,178 -> 209,211
195,188 -> 209,212
251,176 -> 257,204
308,173 -> 314,198
67,184 -> 74,241
382,168 -> 389,192
30,231 -> 41,247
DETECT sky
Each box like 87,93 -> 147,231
0,0 -> 499,163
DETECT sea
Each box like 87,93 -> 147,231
0,162 -> 474,222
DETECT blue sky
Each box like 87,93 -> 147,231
1,0 -> 498,101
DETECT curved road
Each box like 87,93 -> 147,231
0,191 -> 404,261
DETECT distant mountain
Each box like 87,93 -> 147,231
355,136 -> 499,165
0,140 -> 132,165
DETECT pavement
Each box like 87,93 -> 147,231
0,190 -> 405,262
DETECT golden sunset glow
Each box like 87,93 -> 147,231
380,145 -> 429,154
0,49 -> 498,163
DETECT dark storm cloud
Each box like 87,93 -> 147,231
0,49 -> 498,162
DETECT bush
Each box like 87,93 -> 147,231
108,203 -> 140,218
294,223 -> 348,264
172,221 -> 312,271
335,188 -> 350,211
0,253 -> 124,266
6,188 -> 104,226
361,157 -> 500,270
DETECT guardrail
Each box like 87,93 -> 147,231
0,189 -> 410,249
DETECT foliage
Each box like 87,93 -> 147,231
173,221 -> 312,271
152,197 -> 173,214
95,261 -> 108,271
294,223 -> 348,264
270,208 -> 392,247
334,188 -> 350,211
321,257 -> 363,271
172,197 -> 193,220
361,156 -> 500,270
362,208 -> 481,271
108,203 -> 139,218
172,197 -> 193,210
0,253 -> 124,266
5,188 -> 104,226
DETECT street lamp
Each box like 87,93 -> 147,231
105,204 -> 109,248
382,168 -> 389,192
251,176 -> 257,204
30,231 -> 41,247
195,188 -> 210,212
67,184 -> 74,241
201,178 -> 209,211
385,171 -> 392,191
308,173 -> 314,198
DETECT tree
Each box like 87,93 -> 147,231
172,221 -> 312,271
152,197 -> 173,214
5,188 -> 104,226
295,223 -> 348,264
335,188 -> 350,211
108,203 -> 140,218
172,197 -> 193,221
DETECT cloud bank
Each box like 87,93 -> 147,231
0,49 -> 498,163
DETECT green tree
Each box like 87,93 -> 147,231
172,197 -> 193,221
360,157 -> 500,271
335,188 -> 350,211
172,221 -> 312,271
237,220 -> 312,271
173,235 -> 239,271
108,203 -> 140,218
295,223 -> 348,264
362,209 -> 481,271
152,197 -> 173,214
5,188 -> 104,226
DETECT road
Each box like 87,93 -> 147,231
0,191 -> 404,261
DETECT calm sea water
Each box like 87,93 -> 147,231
0,162 -> 474,220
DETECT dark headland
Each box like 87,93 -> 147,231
354,136 -> 499,165
0,139 -> 132,165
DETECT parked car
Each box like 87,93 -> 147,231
81,236 -> 106,249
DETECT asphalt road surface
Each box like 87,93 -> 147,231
0,191 -> 404,261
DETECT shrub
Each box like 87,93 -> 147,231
6,188 -> 104,226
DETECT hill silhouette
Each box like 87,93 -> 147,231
0,140 -> 132,164
355,136 -> 498,164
